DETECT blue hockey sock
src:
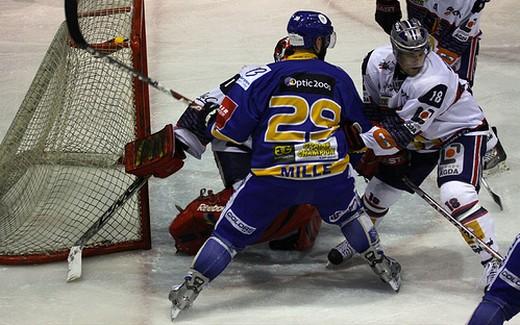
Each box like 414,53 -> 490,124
192,236 -> 237,281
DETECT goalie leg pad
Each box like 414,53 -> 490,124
124,124 -> 185,178
169,188 -> 234,255
263,205 -> 322,251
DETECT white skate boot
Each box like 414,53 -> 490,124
168,270 -> 209,321
363,250 -> 401,292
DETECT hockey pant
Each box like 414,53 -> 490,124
363,133 -> 498,263
191,170 -> 379,281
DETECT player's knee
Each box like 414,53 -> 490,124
362,177 -> 402,221
440,181 -> 481,221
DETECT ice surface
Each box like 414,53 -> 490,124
1,1 -> 519,324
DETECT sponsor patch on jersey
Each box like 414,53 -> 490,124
499,268 -> 520,291
215,96 -> 238,129
236,66 -> 271,90
439,143 -> 464,177
280,73 -> 335,96
273,144 -> 295,163
294,138 -> 338,162
224,209 -> 256,235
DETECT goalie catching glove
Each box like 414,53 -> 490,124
124,124 -> 186,178
353,149 -> 410,179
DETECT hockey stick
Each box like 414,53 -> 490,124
66,176 -> 149,282
481,176 -> 503,211
402,177 -> 503,262
64,0 -> 196,107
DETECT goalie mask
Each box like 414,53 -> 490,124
273,36 -> 294,62
390,18 -> 430,76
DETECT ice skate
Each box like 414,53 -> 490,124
484,127 -> 508,174
168,270 -> 209,321
364,250 -> 401,292
327,239 -> 356,266
481,258 -> 501,291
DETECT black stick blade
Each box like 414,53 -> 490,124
64,0 -> 88,48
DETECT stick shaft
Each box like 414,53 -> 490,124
402,177 -> 503,262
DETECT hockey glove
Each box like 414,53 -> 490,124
472,0 -> 490,13
343,120 -> 365,152
363,103 -> 398,124
375,0 -> 402,35
176,101 -> 219,145
353,149 -> 380,179
380,115 -> 417,149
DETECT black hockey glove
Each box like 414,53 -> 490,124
176,101 -> 219,145
380,115 -> 417,149
472,0 -> 490,13
375,0 -> 402,35
363,103 -> 399,123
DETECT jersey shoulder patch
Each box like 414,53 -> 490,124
418,84 -> 448,108
236,65 -> 271,91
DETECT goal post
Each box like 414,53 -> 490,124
0,0 -> 151,264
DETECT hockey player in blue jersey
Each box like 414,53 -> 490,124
468,234 -> 520,325
168,10 -> 402,320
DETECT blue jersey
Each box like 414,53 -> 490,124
210,56 -> 369,180
487,234 -> 520,317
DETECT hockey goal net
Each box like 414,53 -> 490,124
0,0 -> 151,264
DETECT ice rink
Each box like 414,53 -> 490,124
1,0 -> 520,324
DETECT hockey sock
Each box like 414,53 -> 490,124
191,236 -> 237,281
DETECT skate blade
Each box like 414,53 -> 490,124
171,306 -> 182,321
483,161 -> 509,176
388,278 -> 401,293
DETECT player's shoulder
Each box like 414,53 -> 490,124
405,53 -> 457,107
363,46 -> 395,74
234,64 -> 273,91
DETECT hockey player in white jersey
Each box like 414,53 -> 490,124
374,0 -> 507,172
329,19 -> 500,283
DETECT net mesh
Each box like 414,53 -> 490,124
0,0 -> 150,264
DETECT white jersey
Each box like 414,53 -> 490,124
360,46 -> 485,156
408,0 -> 482,36
174,65 -> 254,159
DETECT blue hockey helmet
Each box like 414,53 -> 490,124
286,11 -> 336,50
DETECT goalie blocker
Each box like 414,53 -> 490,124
170,187 -> 322,255
124,124 -> 186,178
